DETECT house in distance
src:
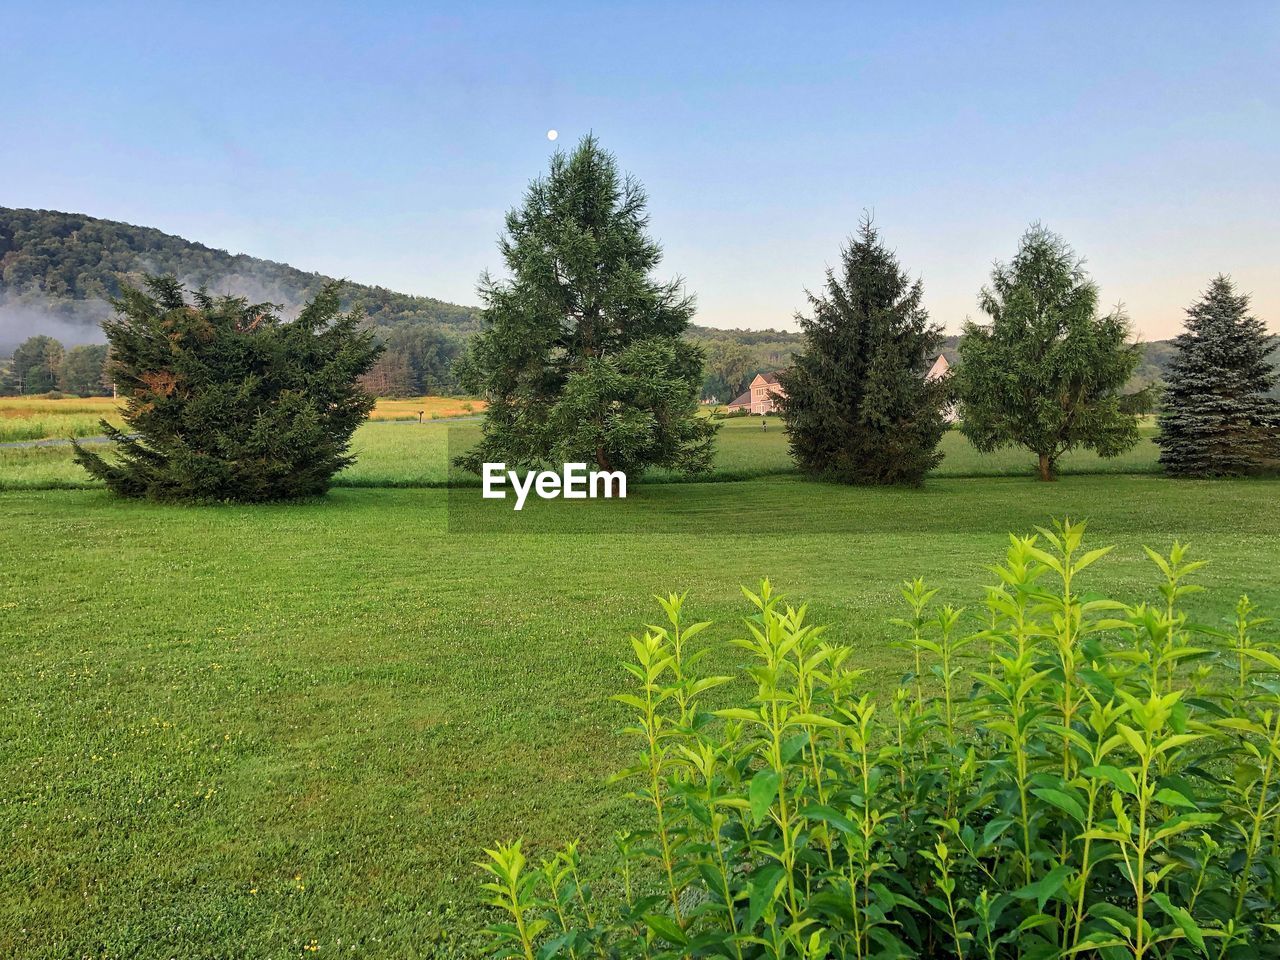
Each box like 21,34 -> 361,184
727,355 -> 953,417
727,371 -> 786,414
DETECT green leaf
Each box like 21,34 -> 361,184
788,712 -> 843,728
642,913 -> 688,946
1090,901 -> 1139,937
1244,648 -> 1280,672
1154,787 -> 1197,810
537,933 -> 576,960
801,804 -> 856,835
1153,733 -> 1205,757
1116,723 -> 1147,757
1217,717 -> 1269,737
1152,812 -> 1219,843
715,708 -> 762,723
1083,764 -> 1138,796
1150,892 -> 1205,953
1075,546 -> 1115,572
781,732 -> 809,765
749,769 -> 781,825
1014,864 -> 1073,910
1032,787 -> 1087,823
747,863 -> 784,930
982,816 -> 1015,849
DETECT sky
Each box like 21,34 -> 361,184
3,1 -> 1278,339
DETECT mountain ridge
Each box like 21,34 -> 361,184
0,206 -> 482,350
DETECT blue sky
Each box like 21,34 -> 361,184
3,1 -> 1277,337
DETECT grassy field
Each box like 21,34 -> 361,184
3,467 -> 1279,958
0,416 -> 1162,491
1,407 -> 1271,958
367,397 -> 486,421
0,396 -> 124,443
0,396 -> 484,444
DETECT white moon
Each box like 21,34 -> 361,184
546,129 -> 558,141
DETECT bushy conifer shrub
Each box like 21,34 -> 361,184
480,521 -> 1279,959
74,277 -> 380,502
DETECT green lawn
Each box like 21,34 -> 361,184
3,471 -> 1278,958
0,417 -> 1161,491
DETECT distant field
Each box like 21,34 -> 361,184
368,396 -> 486,421
0,396 -> 124,443
0,395 -> 483,444
0,413 -> 1162,491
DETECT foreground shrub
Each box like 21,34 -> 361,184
480,521 -> 1280,958
74,277 -> 380,502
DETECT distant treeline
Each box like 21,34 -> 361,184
0,328 -> 465,398
0,336 -> 110,396
688,324 -> 805,402
0,206 -> 1259,401
685,331 -> 1269,408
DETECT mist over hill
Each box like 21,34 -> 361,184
0,207 -> 482,352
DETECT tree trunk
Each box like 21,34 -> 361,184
1038,452 -> 1056,482
595,444 -> 612,472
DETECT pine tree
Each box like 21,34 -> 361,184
957,224 -> 1145,481
1156,276 -> 1280,476
74,277 -> 381,501
777,217 -> 949,485
457,135 -> 715,477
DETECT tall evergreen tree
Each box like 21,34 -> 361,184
457,135 -> 715,476
1156,276 -> 1280,476
958,224 -> 1144,481
777,218 -> 949,485
74,277 -> 381,501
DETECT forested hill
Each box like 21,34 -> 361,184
0,207 -> 482,347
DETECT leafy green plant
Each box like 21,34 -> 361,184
479,519 -> 1280,958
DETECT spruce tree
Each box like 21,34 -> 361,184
1156,276 -> 1280,476
777,218 -> 949,485
957,224 -> 1144,481
457,135 -> 715,477
74,277 -> 380,501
